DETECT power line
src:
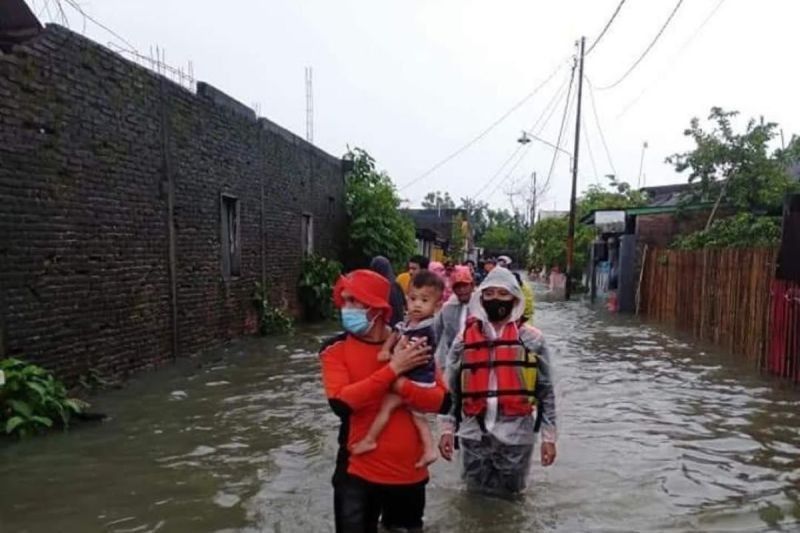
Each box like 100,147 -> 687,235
581,111 -> 601,184
615,0 -> 727,119
543,58 -> 578,194
595,0 -> 685,90
471,144 -> 525,199
63,0 -> 138,53
530,70 -> 572,134
399,57 -> 570,191
484,147 -> 532,202
585,77 -> 617,177
585,0 -> 627,56
434,63 -> 574,206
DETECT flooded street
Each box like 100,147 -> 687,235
3,296 -> 800,532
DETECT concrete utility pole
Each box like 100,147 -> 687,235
638,141 -> 648,188
565,36 -> 585,301
529,171 -> 537,226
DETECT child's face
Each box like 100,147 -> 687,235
406,285 -> 441,322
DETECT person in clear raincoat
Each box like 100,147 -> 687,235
438,267 -> 557,496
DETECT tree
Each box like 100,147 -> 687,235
666,107 -> 796,214
343,148 -> 416,269
450,213 -> 468,261
477,208 -> 530,264
421,191 -> 456,210
459,197 -> 489,243
528,176 -> 647,276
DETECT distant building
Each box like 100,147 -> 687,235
537,210 -> 569,222
403,208 -> 472,262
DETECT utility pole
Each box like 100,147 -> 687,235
565,36 -> 585,301
529,171 -> 537,226
305,67 -> 314,144
637,141 -> 648,188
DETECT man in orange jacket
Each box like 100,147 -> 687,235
320,269 -> 451,532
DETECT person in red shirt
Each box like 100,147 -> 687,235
320,269 -> 451,532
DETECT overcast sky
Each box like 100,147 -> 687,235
32,0 -> 800,212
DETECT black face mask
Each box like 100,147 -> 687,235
482,298 -> 514,322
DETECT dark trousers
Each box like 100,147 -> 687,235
461,434 -> 534,497
333,473 -> 426,533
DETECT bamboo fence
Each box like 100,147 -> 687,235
639,247 -> 777,366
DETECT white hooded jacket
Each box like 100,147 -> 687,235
441,267 -> 557,445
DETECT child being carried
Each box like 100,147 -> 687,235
351,270 -> 443,468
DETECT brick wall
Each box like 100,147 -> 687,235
0,25 -> 346,382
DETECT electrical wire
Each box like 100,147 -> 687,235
595,0 -> 685,90
615,0 -> 727,119
586,77 -> 617,177
63,0 -> 138,53
479,64 -> 577,205
585,0 -> 627,56
442,63 -> 574,205
471,144 -> 525,199
484,147 -> 532,202
398,57 -> 570,191
581,111 -> 601,184
542,59 -> 577,194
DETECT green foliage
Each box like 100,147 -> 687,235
343,148 -> 417,268
476,208 -> 530,263
530,215 -> 570,270
422,191 -> 455,209
579,175 -> 649,212
0,358 -> 87,439
252,283 -> 293,335
666,107 -> 797,212
459,197 -> 490,244
528,176 -> 647,276
449,213 -> 468,260
672,213 -> 781,249
297,255 -> 342,321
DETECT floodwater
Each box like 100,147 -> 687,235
3,293 -> 800,532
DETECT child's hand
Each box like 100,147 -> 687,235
377,349 -> 392,362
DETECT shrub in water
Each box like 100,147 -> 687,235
0,358 -> 87,438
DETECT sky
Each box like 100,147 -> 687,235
31,0 -> 800,213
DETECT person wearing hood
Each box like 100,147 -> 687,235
438,267 -> 557,497
370,256 -> 406,327
433,266 -> 474,370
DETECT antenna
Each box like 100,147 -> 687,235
305,67 -> 314,144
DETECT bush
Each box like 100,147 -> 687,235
672,213 -> 781,250
1,358 -> 87,438
298,255 -> 342,321
252,282 -> 294,335
343,148 -> 416,269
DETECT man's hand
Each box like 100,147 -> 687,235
388,336 -> 431,375
541,442 -> 556,466
438,433 -> 454,461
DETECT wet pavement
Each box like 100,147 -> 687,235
3,293 -> 800,532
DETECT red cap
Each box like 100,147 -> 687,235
333,269 -> 392,321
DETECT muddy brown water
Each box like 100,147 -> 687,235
2,296 -> 800,532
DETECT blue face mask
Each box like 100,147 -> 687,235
341,307 -> 372,335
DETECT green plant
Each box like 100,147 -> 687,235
252,282 -> 294,335
0,358 -> 87,438
671,213 -> 781,249
78,367 -> 113,393
343,148 -> 416,269
298,255 -> 342,321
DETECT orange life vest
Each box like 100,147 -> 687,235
460,318 -> 538,417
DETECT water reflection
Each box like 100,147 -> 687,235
1,300 -> 800,532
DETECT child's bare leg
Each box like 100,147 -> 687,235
412,412 -> 437,468
351,393 -> 403,455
